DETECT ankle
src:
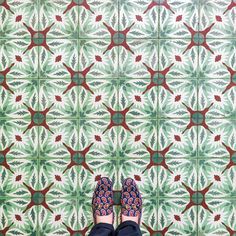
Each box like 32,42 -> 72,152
96,213 -> 113,224
121,215 -> 139,224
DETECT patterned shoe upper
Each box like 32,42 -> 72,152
121,178 -> 142,221
92,177 -> 114,220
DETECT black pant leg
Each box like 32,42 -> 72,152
89,223 -> 115,236
115,221 -> 142,236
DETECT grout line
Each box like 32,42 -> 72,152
1,37 -> 236,40
1,117 -> 236,120
5,77 -> 233,80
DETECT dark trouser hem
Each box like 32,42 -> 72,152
88,222 -> 115,236
115,221 -> 142,236
88,221 -> 142,236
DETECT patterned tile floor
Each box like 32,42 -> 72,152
0,0 -> 236,235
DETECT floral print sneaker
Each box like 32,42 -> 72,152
121,178 -> 142,224
92,177 -> 114,223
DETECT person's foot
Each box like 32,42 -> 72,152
121,178 -> 142,224
92,177 -> 114,224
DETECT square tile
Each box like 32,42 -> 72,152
158,159 -> 197,198
79,79 -> 119,119
39,0 -> 79,38
79,119 -> 118,158
0,159 -> 38,197
79,0 -> 119,38
198,199 -> 236,235
198,79 -> 236,119
39,39 -> 79,78
158,119 -> 198,158
157,198 -> 197,235
198,39 -> 236,79
198,119 -> 235,158
119,79 -> 157,119
0,79 -> 38,119
38,119 -> 78,159
119,0 -> 159,38
38,198 -> 80,235
118,119 -> 157,158
79,39 -> 119,78
0,198 -> 38,235
158,79 -> 198,118
198,158 -> 236,198
39,79 -> 79,118
0,39 -> 38,78
0,119 -> 38,159
0,0 -> 39,38
39,159 -> 79,198
119,39 -> 158,78
159,0 -> 199,38
200,0 -> 236,38
159,39 -> 198,79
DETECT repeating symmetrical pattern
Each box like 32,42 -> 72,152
0,0 -> 236,235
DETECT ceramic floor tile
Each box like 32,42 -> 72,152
79,39 -> 119,78
0,119 -> 38,159
198,79 -> 236,119
39,39 -> 79,78
158,119 -> 198,158
79,119 -> 118,158
39,80 -> 79,118
159,0 -> 199,38
118,79 -> 157,119
119,39 -> 158,78
198,158 -> 236,198
79,0 -> 119,39
198,39 -> 236,79
39,1 -> 79,39
0,1 -> 39,38
38,198 -> 79,235
200,0 -> 236,38
1,0 -> 236,234
117,119 -> 157,158
119,0 -> 159,38
157,198 -> 198,235
159,39 -> 199,79
0,79 -> 39,119
198,119 -> 235,158
79,79 -> 119,119
39,158 -> 79,198
158,159 -> 197,198
38,119 -> 78,158
198,199 -> 236,235
0,158 -> 38,197
158,79 -> 198,118
119,79 -> 158,118
0,39 -> 38,79
0,198 -> 38,235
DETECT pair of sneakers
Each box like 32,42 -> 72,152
92,177 -> 142,225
